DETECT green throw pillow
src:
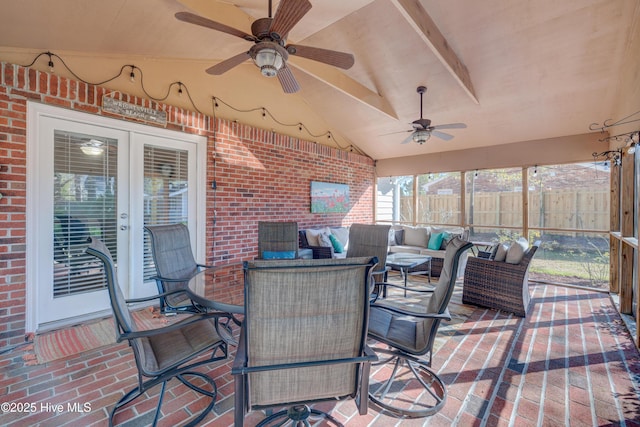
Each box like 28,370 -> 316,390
427,232 -> 444,250
329,234 -> 344,253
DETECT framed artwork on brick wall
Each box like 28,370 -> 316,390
311,181 -> 350,213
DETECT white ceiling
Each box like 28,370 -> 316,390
0,0 -> 638,161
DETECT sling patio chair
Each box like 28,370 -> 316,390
367,236 -> 473,417
233,257 -> 379,426
86,238 -> 231,427
257,221 -> 300,259
145,223 -> 210,314
346,223 -> 392,299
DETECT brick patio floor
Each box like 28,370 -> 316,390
2,282 -> 640,426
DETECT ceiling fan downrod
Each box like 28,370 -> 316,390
417,85 -> 426,119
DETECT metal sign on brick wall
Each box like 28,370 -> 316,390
102,96 -> 167,126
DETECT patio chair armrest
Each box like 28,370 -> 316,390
370,302 -> 451,320
363,344 -> 379,362
125,288 -> 192,304
207,301 -> 244,314
149,274 -> 196,283
196,263 -> 214,269
117,311 -> 232,342
376,281 -> 435,294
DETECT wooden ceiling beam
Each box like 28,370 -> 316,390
390,0 -> 479,104
290,59 -> 398,120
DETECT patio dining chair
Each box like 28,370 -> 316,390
233,257 -> 379,426
367,236 -> 472,417
145,223 -> 210,313
257,221 -> 299,259
346,223 -> 391,299
85,238 -> 230,427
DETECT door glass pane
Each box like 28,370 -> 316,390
143,146 -> 189,280
53,131 -> 117,297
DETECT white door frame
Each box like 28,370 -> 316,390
26,102 -> 207,332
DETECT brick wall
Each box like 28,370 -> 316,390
0,62 -> 375,348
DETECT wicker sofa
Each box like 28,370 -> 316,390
387,225 -> 470,278
462,240 -> 540,317
298,226 -> 350,259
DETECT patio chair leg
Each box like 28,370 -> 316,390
368,348 -> 447,418
257,405 -> 343,427
109,371 -> 217,427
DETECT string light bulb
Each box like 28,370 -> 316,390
129,66 -> 135,83
177,82 -> 183,97
46,52 -> 55,73
262,108 -> 267,120
533,165 -> 538,177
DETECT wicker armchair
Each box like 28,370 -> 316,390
462,241 -> 540,317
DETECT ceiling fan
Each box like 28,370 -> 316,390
175,0 -> 355,94
397,86 -> 466,144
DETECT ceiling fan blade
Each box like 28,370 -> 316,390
277,66 -> 300,93
431,130 -> 454,141
286,44 -> 355,69
205,52 -> 250,75
432,122 -> 467,130
175,11 -> 255,41
269,0 -> 312,39
400,133 -> 415,144
380,129 -> 412,136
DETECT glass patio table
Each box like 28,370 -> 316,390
186,268 -> 244,315
386,253 -> 432,296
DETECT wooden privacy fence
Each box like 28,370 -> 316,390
396,189 -> 609,231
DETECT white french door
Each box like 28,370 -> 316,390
27,103 -> 206,331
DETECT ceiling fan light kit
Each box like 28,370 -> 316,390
250,43 -> 288,77
412,129 -> 431,144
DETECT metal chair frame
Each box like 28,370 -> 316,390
367,238 -> 473,418
145,223 -> 210,314
233,257 -> 379,427
86,238 -> 230,426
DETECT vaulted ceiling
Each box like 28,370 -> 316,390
1,0 -> 639,163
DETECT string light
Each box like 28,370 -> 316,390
212,96 -> 363,155
17,50 -> 365,155
533,165 -> 538,177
